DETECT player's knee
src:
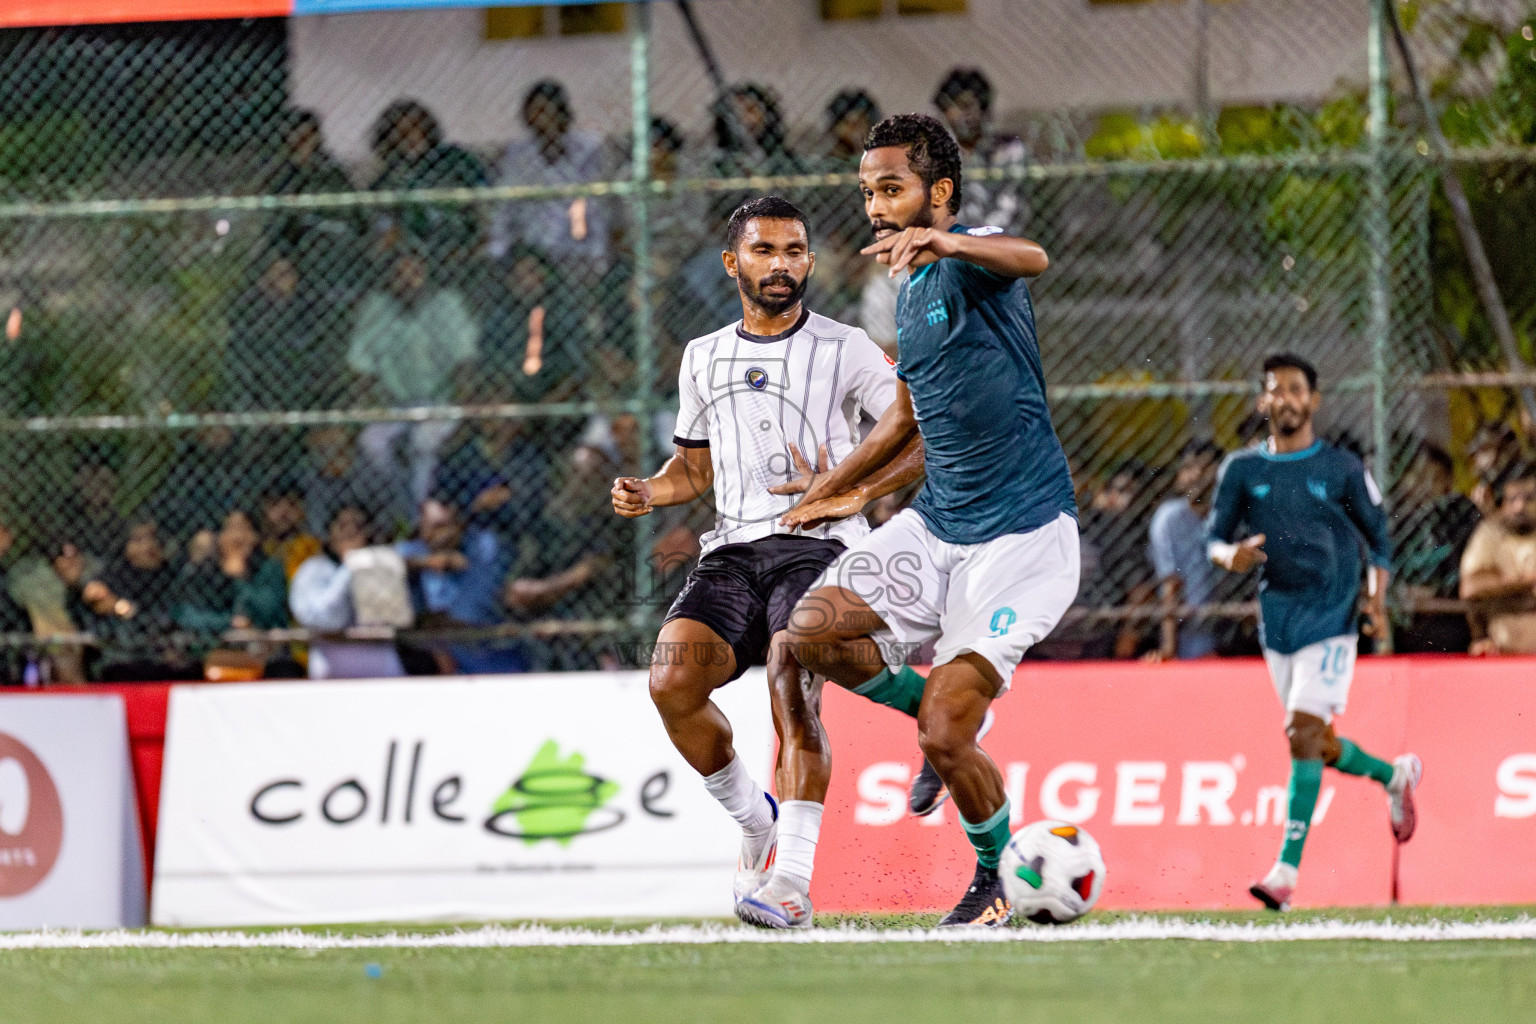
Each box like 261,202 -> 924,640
1285,715 -> 1329,761
648,662 -> 707,720
916,712 -> 969,776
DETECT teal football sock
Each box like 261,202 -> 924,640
1332,738 -> 1395,787
960,801 -> 1013,872
1279,759 -> 1323,869
851,665 -> 926,718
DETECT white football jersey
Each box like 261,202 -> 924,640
674,309 -> 899,555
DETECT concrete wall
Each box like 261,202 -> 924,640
291,0 -> 1370,167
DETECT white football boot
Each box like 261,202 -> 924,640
737,875 -> 814,930
1249,861 -> 1298,912
1387,753 -> 1423,843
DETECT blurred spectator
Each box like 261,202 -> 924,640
644,117 -> 709,285
75,519 -> 199,681
1075,459 -> 1157,658
1235,410 -> 1269,449
505,447 -> 623,670
433,412 -> 549,545
1148,440 -> 1224,661
821,89 -> 881,167
149,426 -> 259,544
225,249 -> 344,411
398,497 -> 525,674
712,83 -> 803,179
262,108 -> 362,274
932,68 -> 1027,231
290,505 -> 408,679
0,516 -> 30,683
175,509 -> 290,633
266,109 -> 352,198
368,99 -> 489,265
478,247 -> 589,405
349,246 -> 480,511
300,425 -> 403,541
1468,421 -> 1522,516
71,460 -> 129,560
1460,462 -> 1536,655
1393,442 -> 1480,654
490,80 -> 610,272
816,90 -> 885,323
260,485 -> 322,581
5,531 -> 106,683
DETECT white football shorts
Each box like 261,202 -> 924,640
805,508 -> 1080,692
1262,634 -> 1358,722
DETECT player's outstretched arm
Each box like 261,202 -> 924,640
611,445 -> 713,518
861,226 -> 1049,279
769,380 -> 918,513
780,433 -> 926,529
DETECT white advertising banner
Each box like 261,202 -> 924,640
153,672 -> 776,926
0,694 -> 145,930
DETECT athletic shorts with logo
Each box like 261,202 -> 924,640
806,509 -> 1080,690
1262,634 -> 1358,721
664,534 -> 846,682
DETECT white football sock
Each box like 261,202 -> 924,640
772,800 -> 823,892
702,755 -> 775,835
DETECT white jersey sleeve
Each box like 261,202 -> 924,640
843,328 -> 899,422
673,344 -> 711,447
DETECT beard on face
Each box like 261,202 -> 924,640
740,270 -> 806,317
1269,405 -> 1307,437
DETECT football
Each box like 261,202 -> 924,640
1000,820 -> 1106,925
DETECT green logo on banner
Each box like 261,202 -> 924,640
484,740 -> 622,845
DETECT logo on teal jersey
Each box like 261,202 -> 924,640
990,607 -> 1017,636
924,299 -> 948,326
1251,483 -> 1271,500
744,367 -> 769,391
1307,479 -> 1328,501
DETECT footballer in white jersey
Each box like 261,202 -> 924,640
611,198 -> 922,930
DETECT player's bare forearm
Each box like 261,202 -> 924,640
946,230 -> 1050,279
780,434 -> 925,529
862,227 -> 1049,279
612,446 -> 712,517
1461,568 -> 1536,602
848,433 -> 925,504
784,382 -> 918,509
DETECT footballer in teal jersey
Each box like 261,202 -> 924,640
775,114 -> 1079,927
1208,353 -> 1422,911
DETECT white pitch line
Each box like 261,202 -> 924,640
2,918 -> 1536,950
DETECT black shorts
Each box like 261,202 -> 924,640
663,534 -> 845,682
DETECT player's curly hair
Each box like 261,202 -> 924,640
864,113 -> 963,215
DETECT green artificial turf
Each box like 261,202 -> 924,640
1,909 -> 1533,1024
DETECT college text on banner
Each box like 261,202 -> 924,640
152,672 -> 775,926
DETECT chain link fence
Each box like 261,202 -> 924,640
0,0 -> 1531,682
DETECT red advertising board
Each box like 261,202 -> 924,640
814,657 -> 1536,911
0,2 -> 288,28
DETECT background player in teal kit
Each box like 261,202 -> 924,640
1208,353 -> 1422,911
776,113 -> 1080,927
